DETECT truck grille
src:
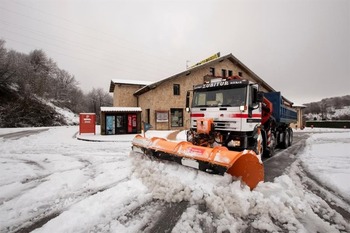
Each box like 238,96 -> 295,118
192,120 -> 237,131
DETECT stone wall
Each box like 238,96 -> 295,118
113,84 -> 143,107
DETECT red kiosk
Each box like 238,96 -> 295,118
79,113 -> 96,134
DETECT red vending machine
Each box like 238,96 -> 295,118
79,113 -> 96,134
128,114 -> 137,133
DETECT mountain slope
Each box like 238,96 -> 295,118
0,86 -> 78,127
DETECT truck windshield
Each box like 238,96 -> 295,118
192,87 -> 247,107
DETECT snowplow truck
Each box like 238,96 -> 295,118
132,76 -> 297,189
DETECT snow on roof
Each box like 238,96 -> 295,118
100,107 -> 142,112
111,79 -> 153,86
109,79 -> 154,92
292,103 -> 307,108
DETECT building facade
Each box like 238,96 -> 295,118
109,53 -> 301,132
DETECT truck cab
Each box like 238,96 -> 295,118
186,77 -> 297,158
189,79 -> 261,132
186,78 -> 263,152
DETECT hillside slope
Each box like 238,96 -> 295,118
0,87 -> 78,127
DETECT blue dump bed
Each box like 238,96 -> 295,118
264,92 -> 297,124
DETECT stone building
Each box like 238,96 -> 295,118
290,105 -> 306,129
107,53 -> 300,133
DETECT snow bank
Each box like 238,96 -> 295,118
130,149 -> 349,232
47,103 -> 79,125
300,131 -> 350,201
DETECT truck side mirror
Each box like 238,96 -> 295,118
256,91 -> 264,103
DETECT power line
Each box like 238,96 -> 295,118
1,34 -> 177,83
0,6 -> 182,77
0,2 -> 194,90
4,1 -> 185,66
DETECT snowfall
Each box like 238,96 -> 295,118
1,125 -> 350,232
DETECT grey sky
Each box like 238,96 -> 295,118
1,0 -> 349,104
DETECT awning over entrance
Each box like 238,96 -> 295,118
101,107 -> 142,113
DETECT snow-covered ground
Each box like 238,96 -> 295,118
1,126 -> 350,232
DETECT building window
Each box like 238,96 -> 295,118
221,69 -> 227,77
171,108 -> 183,127
173,84 -> 180,95
209,67 -> 215,76
228,70 -> 233,77
145,109 -> 150,124
238,71 -> 243,77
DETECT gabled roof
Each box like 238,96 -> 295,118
109,79 -> 153,92
134,53 -> 276,96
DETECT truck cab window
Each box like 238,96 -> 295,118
192,87 -> 246,107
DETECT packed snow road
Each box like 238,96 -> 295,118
0,127 -> 350,233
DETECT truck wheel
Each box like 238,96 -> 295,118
263,144 -> 275,158
280,130 -> 289,149
254,130 -> 264,158
262,133 -> 275,158
288,128 -> 293,146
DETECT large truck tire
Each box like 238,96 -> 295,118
288,128 -> 293,147
263,144 -> 275,158
261,130 -> 275,158
280,129 -> 289,149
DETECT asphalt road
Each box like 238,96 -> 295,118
263,132 -> 309,182
0,129 -> 49,140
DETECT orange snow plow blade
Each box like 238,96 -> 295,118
132,135 -> 264,190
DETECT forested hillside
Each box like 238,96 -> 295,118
0,39 -> 112,127
303,95 -> 350,120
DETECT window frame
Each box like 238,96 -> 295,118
173,84 -> 180,95
221,69 -> 227,77
209,67 -> 215,76
170,108 -> 183,127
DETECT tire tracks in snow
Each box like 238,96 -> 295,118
0,158 -> 90,205
91,199 -> 167,232
294,162 -> 350,230
5,154 -> 130,233
88,199 -> 191,233
10,177 -> 130,233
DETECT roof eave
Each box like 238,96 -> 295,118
133,53 -> 277,96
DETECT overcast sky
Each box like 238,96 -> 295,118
1,0 -> 349,104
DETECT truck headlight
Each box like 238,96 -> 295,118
228,140 -> 240,147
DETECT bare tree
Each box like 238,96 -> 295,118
28,49 -> 51,97
86,88 -> 113,122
